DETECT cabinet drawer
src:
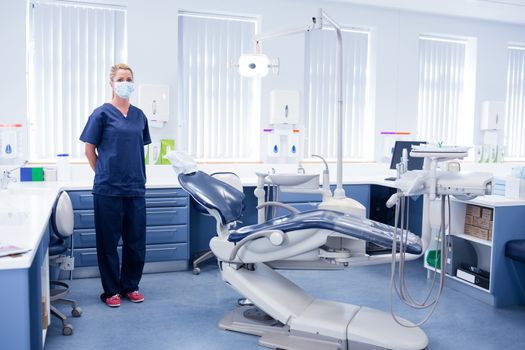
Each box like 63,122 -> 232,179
146,196 -> 188,208
73,225 -> 188,248
74,210 -> 95,229
146,188 -> 187,198
73,243 -> 189,267
73,228 -> 97,248
73,207 -> 189,229
147,207 -> 188,226
146,225 -> 188,244
143,243 -> 189,262
68,191 -> 94,209
68,189 -> 187,210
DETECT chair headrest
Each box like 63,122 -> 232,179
52,191 -> 74,238
178,171 -> 245,225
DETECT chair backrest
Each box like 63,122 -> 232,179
192,172 -> 244,215
178,171 -> 245,225
51,191 -> 74,239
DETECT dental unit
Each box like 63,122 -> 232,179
168,8 -> 493,350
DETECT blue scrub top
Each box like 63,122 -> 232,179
80,103 -> 152,197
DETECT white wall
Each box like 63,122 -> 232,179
2,0 -> 525,163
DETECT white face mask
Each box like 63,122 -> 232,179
114,81 -> 135,99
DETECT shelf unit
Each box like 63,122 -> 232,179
424,197 -> 525,306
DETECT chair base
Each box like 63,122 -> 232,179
192,250 -> 216,275
50,280 -> 82,336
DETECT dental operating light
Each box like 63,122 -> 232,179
239,9 -> 347,197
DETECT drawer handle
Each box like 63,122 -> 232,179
149,210 -> 178,215
147,199 -> 181,204
79,213 -> 95,217
148,227 -> 179,233
80,232 -> 96,237
147,192 -> 184,196
147,247 -> 177,252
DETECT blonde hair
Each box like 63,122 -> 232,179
109,63 -> 134,81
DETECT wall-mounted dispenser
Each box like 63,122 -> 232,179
0,123 -> 23,160
270,90 -> 299,124
265,90 -> 301,164
138,85 -> 170,128
477,101 -> 505,163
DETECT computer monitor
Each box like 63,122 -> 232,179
389,141 -> 427,171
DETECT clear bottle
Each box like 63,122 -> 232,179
56,153 -> 71,181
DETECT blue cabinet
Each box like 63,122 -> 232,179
68,188 -> 189,270
275,184 -> 370,218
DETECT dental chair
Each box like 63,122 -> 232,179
192,172 -> 243,275
177,169 -> 429,350
49,191 -> 82,336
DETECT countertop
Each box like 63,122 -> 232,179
1,162 -> 524,270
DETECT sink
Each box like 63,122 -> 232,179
267,173 -> 320,187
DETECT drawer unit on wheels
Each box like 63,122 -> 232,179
68,188 -> 190,277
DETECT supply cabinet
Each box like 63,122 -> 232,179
67,188 -> 189,276
423,199 -> 525,307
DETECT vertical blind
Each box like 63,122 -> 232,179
178,12 -> 258,161
504,45 -> 525,159
28,0 -> 126,160
305,28 -> 371,160
417,36 -> 467,145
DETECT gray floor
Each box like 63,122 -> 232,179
45,260 -> 525,350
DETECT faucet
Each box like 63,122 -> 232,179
0,161 -> 28,190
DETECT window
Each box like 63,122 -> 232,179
304,28 -> 372,160
27,0 -> 127,160
417,35 -> 476,146
177,12 -> 259,161
504,45 -> 525,159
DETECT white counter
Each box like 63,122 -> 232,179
1,161 -> 524,270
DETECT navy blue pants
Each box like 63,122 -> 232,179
93,195 -> 146,299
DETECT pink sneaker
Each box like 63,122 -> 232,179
126,291 -> 144,303
105,294 -> 121,308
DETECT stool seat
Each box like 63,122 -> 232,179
506,240 -> 525,264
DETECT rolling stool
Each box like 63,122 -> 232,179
49,191 -> 82,335
192,172 -> 243,275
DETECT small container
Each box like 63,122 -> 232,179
56,154 -> 71,181
44,167 -> 57,181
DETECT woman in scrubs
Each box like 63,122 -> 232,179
80,63 -> 151,308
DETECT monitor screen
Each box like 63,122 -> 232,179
389,141 -> 427,170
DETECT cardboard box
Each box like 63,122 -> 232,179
466,204 -> 481,217
481,207 -> 493,220
465,215 -> 473,225
464,224 -> 492,241
473,216 -> 492,229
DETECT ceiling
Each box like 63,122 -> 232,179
329,0 -> 525,24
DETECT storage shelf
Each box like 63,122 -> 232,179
450,275 -> 491,293
450,232 -> 492,247
423,265 -> 491,293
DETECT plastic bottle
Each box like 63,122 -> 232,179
56,153 -> 71,181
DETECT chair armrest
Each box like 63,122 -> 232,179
229,229 -> 286,261
256,201 -> 300,215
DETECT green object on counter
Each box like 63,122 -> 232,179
31,167 -> 44,181
160,139 -> 175,165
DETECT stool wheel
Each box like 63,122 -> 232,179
72,307 -> 82,317
63,324 -> 73,336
